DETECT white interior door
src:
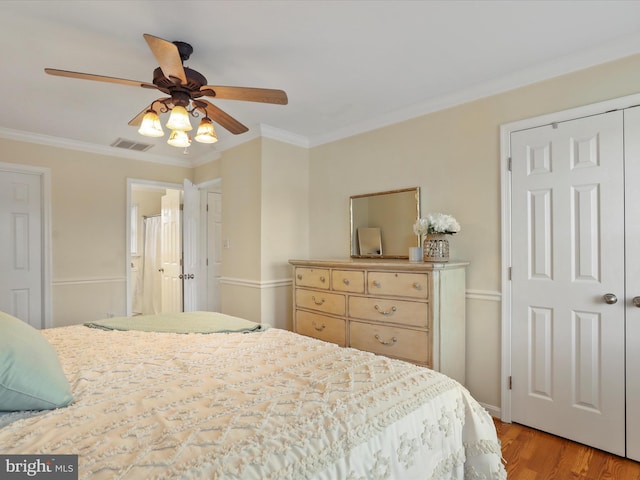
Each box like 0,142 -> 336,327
0,170 -> 43,328
207,191 -> 222,312
182,179 -> 201,312
161,189 -> 182,313
510,111 -> 626,455
624,106 -> 640,461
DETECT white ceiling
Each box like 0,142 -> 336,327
3,0 -> 640,165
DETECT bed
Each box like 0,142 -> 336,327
0,311 -> 506,479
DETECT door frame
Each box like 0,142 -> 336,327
499,92 -> 640,422
0,162 -> 52,328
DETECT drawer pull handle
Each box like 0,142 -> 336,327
312,321 -> 326,331
311,296 -> 325,306
413,282 -> 422,290
375,334 -> 397,346
297,274 -> 302,280
374,305 -> 397,316
320,276 -> 326,283
343,278 -> 350,285
372,280 -> 381,288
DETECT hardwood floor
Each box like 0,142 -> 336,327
494,419 -> 640,479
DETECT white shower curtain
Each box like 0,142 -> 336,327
140,216 -> 162,315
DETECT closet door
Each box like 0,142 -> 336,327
510,111 -> 626,455
624,106 -> 640,461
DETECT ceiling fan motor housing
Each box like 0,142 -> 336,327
152,67 -> 207,92
173,41 -> 193,62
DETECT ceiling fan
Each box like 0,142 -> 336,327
45,33 -> 288,146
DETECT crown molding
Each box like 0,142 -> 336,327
0,127 -> 193,167
259,124 -> 309,148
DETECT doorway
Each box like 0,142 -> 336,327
127,180 -> 182,316
126,178 -> 222,316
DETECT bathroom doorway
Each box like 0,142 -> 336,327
125,178 -> 222,316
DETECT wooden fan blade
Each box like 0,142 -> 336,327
45,68 -> 157,89
128,108 -> 149,127
199,100 -> 249,135
143,34 -> 187,85
128,98 -> 171,126
200,85 -> 288,105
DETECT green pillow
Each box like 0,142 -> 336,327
0,311 -> 73,411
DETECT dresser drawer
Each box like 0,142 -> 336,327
296,288 -> 346,316
295,267 -> 330,290
332,269 -> 365,293
295,310 -> 346,346
349,321 -> 430,365
348,296 -> 428,328
367,271 -> 429,299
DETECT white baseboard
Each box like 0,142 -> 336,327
480,402 -> 501,419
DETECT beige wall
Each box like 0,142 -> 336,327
205,137 -> 309,329
260,138 -> 309,329
1,138 -> 192,326
307,53 -> 640,410
260,138 -> 310,280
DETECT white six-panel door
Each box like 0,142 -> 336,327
510,111 -> 626,455
0,170 -> 43,328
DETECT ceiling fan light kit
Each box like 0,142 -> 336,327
45,33 -> 288,150
138,110 -> 164,137
194,117 -> 218,144
167,129 -> 191,148
165,105 -> 193,132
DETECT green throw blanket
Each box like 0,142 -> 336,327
85,311 -> 268,334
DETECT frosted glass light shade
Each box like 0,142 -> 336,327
166,106 -> 192,131
194,118 -> 218,144
138,110 -> 164,137
167,129 -> 191,148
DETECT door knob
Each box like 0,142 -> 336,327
633,297 -> 640,308
603,293 -> 618,304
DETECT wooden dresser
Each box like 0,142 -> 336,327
288,259 -> 468,384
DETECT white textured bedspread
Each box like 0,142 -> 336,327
0,326 -> 506,479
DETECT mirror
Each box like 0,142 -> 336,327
350,187 -> 421,258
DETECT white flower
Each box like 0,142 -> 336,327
413,213 -> 460,236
